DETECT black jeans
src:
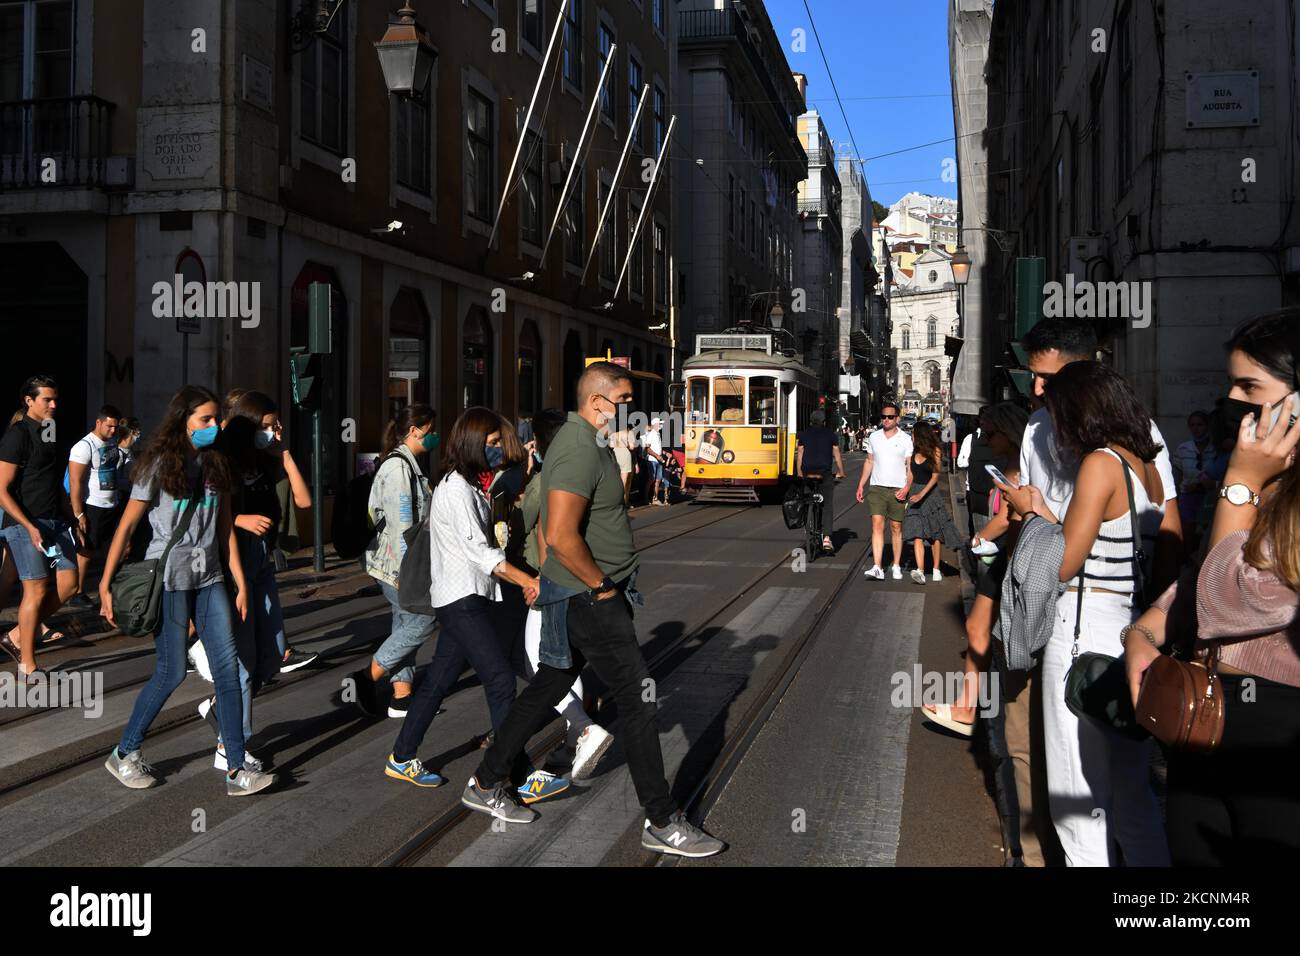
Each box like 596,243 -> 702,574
1166,672 -> 1300,865
392,594 -> 518,763
476,588 -> 677,826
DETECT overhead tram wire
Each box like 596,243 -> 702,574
800,0 -> 866,174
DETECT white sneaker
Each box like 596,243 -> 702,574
909,569 -> 926,585
187,641 -> 213,682
932,568 -> 943,582
891,565 -> 903,580
863,566 -> 885,580
570,723 -> 615,780
214,746 -> 264,773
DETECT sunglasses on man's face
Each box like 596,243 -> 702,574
882,414 -> 898,420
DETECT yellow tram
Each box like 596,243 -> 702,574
680,332 -> 819,503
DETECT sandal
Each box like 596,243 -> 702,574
921,703 -> 975,737
0,632 -> 20,664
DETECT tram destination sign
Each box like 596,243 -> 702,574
696,334 -> 773,355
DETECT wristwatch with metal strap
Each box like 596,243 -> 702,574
1219,483 -> 1261,507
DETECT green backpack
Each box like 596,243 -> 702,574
109,487 -> 200,637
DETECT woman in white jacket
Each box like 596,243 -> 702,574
383,407 -> 566,802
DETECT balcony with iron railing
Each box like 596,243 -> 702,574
0,96 -> 115,190
679,8 -> 798,139
797,196 -> 842,231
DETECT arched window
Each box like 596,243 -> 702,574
925,361 -> 941,393
928,270 -> 938,285
517,320 -> 542,419
901,362 -> 913,391
388,288 -> 431,424
901,326 -> 910,351
927,317 -> 937,349
463,307 -> 493,409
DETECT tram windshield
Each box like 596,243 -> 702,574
714,376 -> 745,423
749,376 -> 778,425
688,377 -> 710,424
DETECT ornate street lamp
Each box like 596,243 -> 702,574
374,4 -> 436,98
768,302 -> 785,331
950,244 -> 972,286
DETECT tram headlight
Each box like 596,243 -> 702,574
753,469 -> 760,475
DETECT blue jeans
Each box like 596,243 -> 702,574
392,594 -> 517,763
226,537 -> 285,742
374,581 -> 437,685
120,584 -> 245,770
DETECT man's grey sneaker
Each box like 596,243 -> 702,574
461,776 -> 538,824
226,766 -> 277,796
910,569 -> 927,585
642,812 -> 726,858
105,747 -> 159,790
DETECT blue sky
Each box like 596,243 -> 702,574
764,0 -> 958,210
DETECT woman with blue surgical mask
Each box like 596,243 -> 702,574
101,385 -> 276,796
185,390 -> 311,773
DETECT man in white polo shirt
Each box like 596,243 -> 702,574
855,402 -> 913,580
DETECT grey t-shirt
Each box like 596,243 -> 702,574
130,459 -> 225,592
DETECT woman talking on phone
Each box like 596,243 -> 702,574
1125,309 -> 1300,864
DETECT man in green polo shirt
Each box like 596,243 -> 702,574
464,362 -> 724,858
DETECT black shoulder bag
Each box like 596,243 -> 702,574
1064,456 -> 1150,740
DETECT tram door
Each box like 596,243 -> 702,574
783,383 -> 797,476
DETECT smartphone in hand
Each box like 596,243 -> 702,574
985,463 -> 1014,487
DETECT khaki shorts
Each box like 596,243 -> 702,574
867,484 -> 906,522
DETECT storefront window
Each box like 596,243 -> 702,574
748,376 -> 777,424
714,375 -> 744,423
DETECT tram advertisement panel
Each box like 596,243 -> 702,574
684,426 -> 781,482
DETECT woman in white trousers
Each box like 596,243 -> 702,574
999,362 -> 1173,866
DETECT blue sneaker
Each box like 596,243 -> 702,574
517,768 -> 571,804
384,754 -> 446,788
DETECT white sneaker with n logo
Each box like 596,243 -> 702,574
642,813 -> 726,858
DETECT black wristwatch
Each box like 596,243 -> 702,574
589,575 -> 617,598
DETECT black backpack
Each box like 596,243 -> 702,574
332,451 -> 413,560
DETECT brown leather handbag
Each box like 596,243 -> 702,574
1135,644 -> 1225,752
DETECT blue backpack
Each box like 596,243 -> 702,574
64,439 -> 120,495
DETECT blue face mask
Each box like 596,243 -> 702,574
190,425 -> 219,449
254,429 -> 275,450
485,444 -> 504,470
422,430 -> 440,452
